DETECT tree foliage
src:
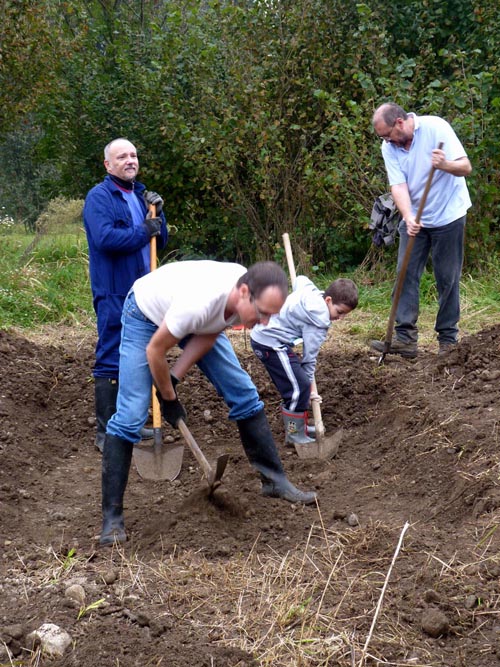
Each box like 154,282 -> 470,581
0,0 -> 498,269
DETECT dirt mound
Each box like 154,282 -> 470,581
1,325 -> 500,666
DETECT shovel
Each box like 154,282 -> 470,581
133,203 -> 184,481
377,142 -> 443,365
178,419 -> 229,493
133,387 -> 184,481
282,233 -> 343,459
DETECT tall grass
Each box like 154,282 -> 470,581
0,227 -> 93,328
306,253 -> 500,350
1,213 -> 499,340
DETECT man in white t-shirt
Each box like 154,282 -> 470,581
100,260 -> 317,546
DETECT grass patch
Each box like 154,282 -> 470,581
1,220 -> 499,344
0,228 -> 93,328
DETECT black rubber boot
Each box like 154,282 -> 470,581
94,377 -> 119,453
100,434 -> 134,546
237,409 -> 317,505
94,377 -> 153,452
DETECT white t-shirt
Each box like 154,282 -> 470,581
133,260 -> 246,339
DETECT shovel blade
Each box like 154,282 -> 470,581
207,453 -> 230,493
294,428 -> 343,460
133,430 -> 184,481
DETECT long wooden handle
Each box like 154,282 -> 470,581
149,203 -> 162,428
381,142 -> 443,353
283,233 -> 297,286
149,203 -> 157,272
282,233 -> 325,438
178,418 -> 213,481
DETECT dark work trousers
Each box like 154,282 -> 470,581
395,215 -> 466,345
251,340 -> 311,412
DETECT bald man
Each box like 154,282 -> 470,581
83,138 -> 169,451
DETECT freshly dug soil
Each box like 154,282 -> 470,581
1,324 -> 500,666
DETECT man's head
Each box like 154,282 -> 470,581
104,138 -> 139,182
235,261 -> 289,328
372,102 -> 412,149
323,278 -> 358,321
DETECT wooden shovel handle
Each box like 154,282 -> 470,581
310,379 -> 325,438
381,142 -> 444,353
148,203 -> 162,428
282,233 -> 325,438
283,233 -> 297,286
177,418 -> 214,482
149,203 -> 157,272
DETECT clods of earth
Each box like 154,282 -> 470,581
1,325 -> 500,666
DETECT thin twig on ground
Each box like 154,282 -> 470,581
357,521 -> 410,667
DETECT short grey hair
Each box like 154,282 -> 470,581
104,138 -> 133,161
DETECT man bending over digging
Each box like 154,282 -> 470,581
100,259 -> 317,546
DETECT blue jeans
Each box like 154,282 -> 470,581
107,291 -> 263,443
395,216 -> 465,345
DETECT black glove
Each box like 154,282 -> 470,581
143,216 -> 161,237
144,190 -> 163,215
156,391 -> 186,428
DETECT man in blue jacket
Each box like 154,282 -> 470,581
83,138 -> 168,451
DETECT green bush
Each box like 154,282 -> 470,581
34,197 -> 84,234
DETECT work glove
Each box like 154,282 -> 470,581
156,374 -> 185,428
160,397 -> 187,428
144,190 -> 163,215
143,214 -> 162,237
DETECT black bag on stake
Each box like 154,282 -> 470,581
369,193 -> 402,247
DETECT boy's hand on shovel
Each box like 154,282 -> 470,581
310,390 -> 323,404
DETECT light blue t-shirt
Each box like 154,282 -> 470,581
381,113 -> 471,227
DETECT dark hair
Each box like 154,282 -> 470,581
377,102 -> 408,126
324,278 -> 358,309
237,261 -> 288,300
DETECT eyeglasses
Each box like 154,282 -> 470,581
379,120 -> 398,142
250,292 -> 273,321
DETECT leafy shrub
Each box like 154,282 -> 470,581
34,197 -> 84,234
